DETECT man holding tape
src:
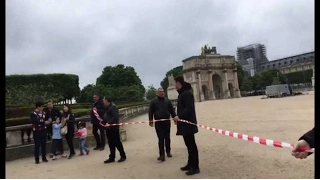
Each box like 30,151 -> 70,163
91,94 -> 106,151
102,96 -> 127,163
174,76 -> 200,176
291,127 -> 315,159
148,87 -> 177,162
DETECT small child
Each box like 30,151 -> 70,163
75,122 -> 90,155
52,118 -> 67,160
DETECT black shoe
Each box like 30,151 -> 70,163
93,147 -> 100,150
117,157 -> 126,162
42,158 -> 48,162
185,168 -> 200,176
167,152 -> 172,158
157,156 -> 165,162
35,160 -> 40,164
104,159 -> 115,164
68,154 -> 74,159
180,165 -> 191,171
99,147 -> 105,151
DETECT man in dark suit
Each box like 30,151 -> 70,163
148,87 -> 177,162
102,97 -> 127,163
44,99 -> 62,140
173,76 -> 200,176
91,94 -> 106,150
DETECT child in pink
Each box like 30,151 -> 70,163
76,122 -> 90,155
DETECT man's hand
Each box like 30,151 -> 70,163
149,121 -> 153,127
173,116 -> 179,125
291,140 -> 310,159
44,121 -> 51,125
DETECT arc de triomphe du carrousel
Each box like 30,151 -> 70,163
167,45 -> 241,102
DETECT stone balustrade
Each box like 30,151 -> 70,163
5,101 -> 177,161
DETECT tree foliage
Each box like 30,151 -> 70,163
145,85 -> 157,100
160,66 -> 183,96
236,62 -> 246,90
6,74 -> 80,105
237,63 -> 312,92
77,64 -> 145,103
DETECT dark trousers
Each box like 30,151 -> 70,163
46,124 -> 52,139
52,139 -> 63,156
106,128 -> 126,160
65,134 -> 75,155
183,134 -> 199,169
155,122 -> 171,156
33,130 -> 47,161
92,123 -> 105,148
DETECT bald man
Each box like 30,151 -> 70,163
148,88 -> 177,162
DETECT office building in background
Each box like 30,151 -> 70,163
237,43 -> 269,76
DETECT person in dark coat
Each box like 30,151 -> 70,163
30,101 -> 49,164
44,99 -> 62,140
91,94 -> 106,150
62,104 -> 76,159
291,127 -> 315,159
173,76 -> 200,176
44,99 -> 62,157
102,97 -> 127,163
148,87 -> 177,162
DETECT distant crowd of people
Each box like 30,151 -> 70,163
30,76 -> 315,176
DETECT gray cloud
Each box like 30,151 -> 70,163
6,0 -> 314,88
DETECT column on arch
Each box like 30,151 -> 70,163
196,70 -> 203,102
223,68 -> 230,98
207,70 -> 215,100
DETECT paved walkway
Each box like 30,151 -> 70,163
6,95 -> 314,178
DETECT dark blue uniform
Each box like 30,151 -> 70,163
30,111 -> 47,163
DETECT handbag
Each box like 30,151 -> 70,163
60,114 -> 70,135
61,125 -> 68,135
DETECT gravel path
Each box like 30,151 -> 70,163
6,94 -> 314,179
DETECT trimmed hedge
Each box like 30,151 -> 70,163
5,102 -> 149,127
6,104 -> 92,119
6,110 -> 89,127
6,74 -> 80,105
6,102 -> 149,119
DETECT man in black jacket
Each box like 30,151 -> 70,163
31,101 -> 50,164
174,76 -> 200,176
91,94 -> 106,150
44,99 -> 62,140
149,87 -> 177,162
291,127 -> 315,159
102,97 -> 126,163
44,99 -> 62,157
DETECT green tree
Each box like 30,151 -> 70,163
236,62 -> 246,90
285,69 -> 313,84
95,64 -> 145,102
272,77 -> 280,85
240,77 -> 253,92
160,66 -> 183,96
145,85 -> 157,100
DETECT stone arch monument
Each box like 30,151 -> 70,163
180,45 -> 241,102
167,74 -> 179,100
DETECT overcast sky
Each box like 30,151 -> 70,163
6,0 -> 314,88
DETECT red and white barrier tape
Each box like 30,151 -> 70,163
92,116 -> 314,153
177,119 -> 314,153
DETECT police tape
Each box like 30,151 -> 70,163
98,118 -> 314,153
